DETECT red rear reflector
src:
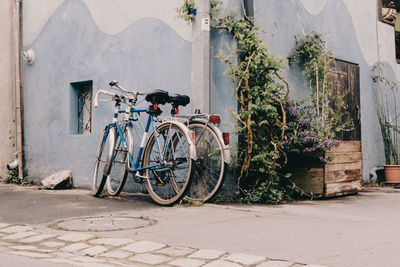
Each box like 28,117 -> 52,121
192,131 -> 195,141
174,107 -> 179,114
209,115 -> 221,124
153,103 -> 158,110
222,132 -> 229,145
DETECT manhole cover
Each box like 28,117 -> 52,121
49,215 -> 156,232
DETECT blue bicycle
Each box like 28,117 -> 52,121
92,83 -> 196,205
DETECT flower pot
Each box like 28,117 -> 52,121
384,165 -> 400,183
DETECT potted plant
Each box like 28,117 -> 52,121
372,62 -> 400,182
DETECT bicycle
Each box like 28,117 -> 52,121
165,94 -> 231,202
92,83 -> 197,205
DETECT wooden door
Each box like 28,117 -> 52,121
328,59 -> 361,141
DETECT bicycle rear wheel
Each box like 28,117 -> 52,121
143,123 -> 193,205
186,122 -> 225,202
92,127 -> 115,197
106,126 -> 133,196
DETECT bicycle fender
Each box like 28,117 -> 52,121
191,118 -> 231,164
157,121 -> 198,161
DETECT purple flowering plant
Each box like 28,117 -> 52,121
283,101 -> 338,163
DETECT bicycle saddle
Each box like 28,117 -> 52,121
145,90 -> 169,105
169,94 -> 190,107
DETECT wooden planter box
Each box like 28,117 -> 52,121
291,141 -> 362,197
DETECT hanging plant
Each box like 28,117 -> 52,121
176,0 -> 223,22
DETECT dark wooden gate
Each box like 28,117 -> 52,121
328,59 -> 361,141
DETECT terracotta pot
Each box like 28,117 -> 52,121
384,165 -> 400,183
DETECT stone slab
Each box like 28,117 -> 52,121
0,225 -> 33,233
61,242 -> 90,252
188,249 -> 226,260
203,260 -> 242,267
20,233 -> 57,243
129,253 -> 171,265
225,253 -> 266,265
41,170 -> 72,189
57,233 -> 94,242
157,246 -> 197,257
121,240 -> 166,253
3,231 -> 38,240
89,237 -> 134,247
99,249 -> 132,259
169,258 -> 206,267
80,245 -> 109,256
41,241 -> 66,248
256,261 -> 296,267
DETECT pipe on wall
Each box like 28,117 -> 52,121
12,0 -> 24,180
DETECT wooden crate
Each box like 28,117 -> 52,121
291,141 -> 362,197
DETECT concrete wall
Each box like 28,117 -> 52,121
253,0 -> 400,182
0,0 -> 16,179
22,0 -> 238,187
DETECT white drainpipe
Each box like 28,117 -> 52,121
9,0 -> 24,181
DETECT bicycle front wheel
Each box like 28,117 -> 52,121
186,122 -> 225,202
92,127 -> 115,197
143,123 -> 193,205
106,126 -> 133,196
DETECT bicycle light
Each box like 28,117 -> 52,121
222,132 -> 230,145
209,115 -> 221,124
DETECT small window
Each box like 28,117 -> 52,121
70,81 -> 92,134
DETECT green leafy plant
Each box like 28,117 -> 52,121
176,0 -> 223,22
371,62 -> 400,165
3,168 -> 32,185
176,0 -> 196,22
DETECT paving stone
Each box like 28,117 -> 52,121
99,249 -> 132,259
72,263 -> 117,267
305,265 -> 328,267
8,251 -> 50,258
69,256 -> 106,263
9,245 -> 38,251
61,242 -> 90,252
37,248 -> 55,253
204,260 -> 242,267
0,225 -> 33,233
225,253 -> 266,265
157,246 -> 197,257
256,260 -> 296,267
188,249 -> 226,260
57,232 -> 94,242
41,241 -> 66,248
121,240 -> 166,253
169,258 -> 206,267
3,231 -> 38,240
203,260 -> 242,267
129,253 -> 171,265
43,258 -> 80,265
52,252 -> 77,258
20,233 -> 57,243
89,237 -> 134,247
0,223 -> 10,229
80,245 -> 109,256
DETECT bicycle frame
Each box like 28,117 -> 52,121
109,100 -> 197,179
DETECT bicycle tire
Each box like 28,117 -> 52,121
142,123 -> 193,205
185,122 -> 225,202
106,126 -> 133,196
92,127 -> 115,197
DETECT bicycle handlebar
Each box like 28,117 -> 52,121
93,89 -> 125,108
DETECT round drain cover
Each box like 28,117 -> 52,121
50,215 -> 155,232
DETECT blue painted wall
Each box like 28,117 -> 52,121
23,0 -> 193,187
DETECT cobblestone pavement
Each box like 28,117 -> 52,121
0,223 -> 327,267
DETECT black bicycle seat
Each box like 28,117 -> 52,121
145,90 -> 169,105
169,94 -> 190,107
